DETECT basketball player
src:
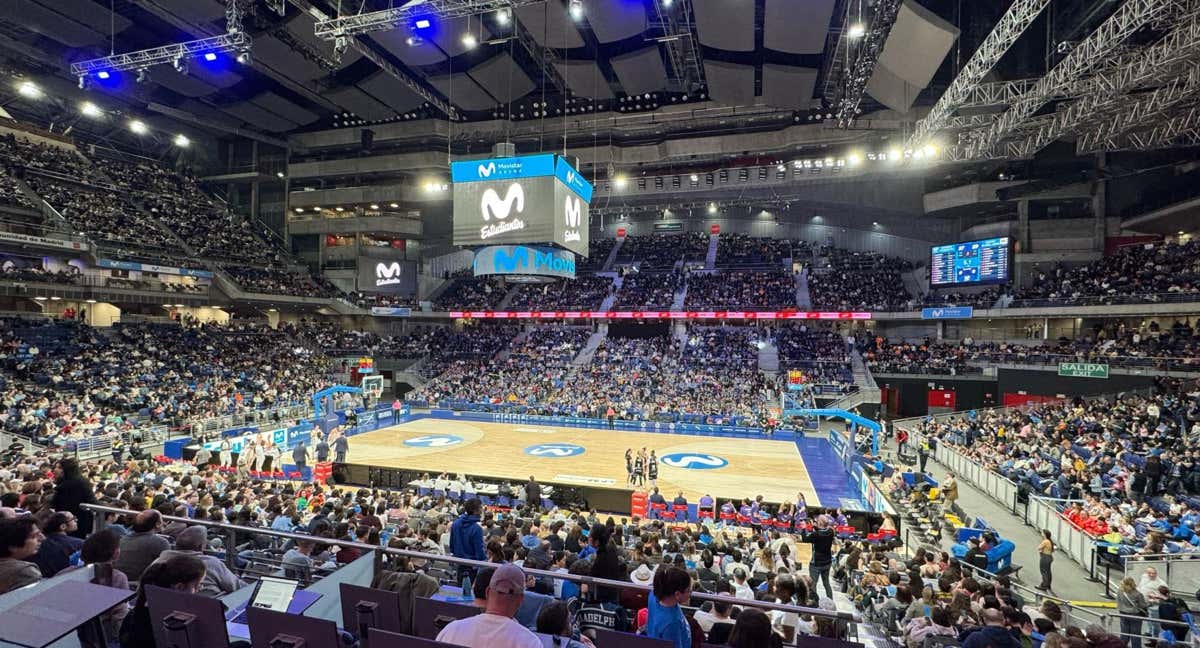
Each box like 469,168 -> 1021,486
647,451 -> 659,487
219,437 -> 232,467
625,449 -> 634,485
633,450 -> 646,487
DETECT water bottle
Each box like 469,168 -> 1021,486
462,573 -> 473,598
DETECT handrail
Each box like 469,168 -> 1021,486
79,503 -> 855,623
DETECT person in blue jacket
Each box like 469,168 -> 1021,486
450,498 -> 486,580
645,565 -> 692,648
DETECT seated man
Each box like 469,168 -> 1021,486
438,563 -> 542,648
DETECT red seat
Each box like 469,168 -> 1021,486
649,502 -> 667,519
719,511 -> 736,522
736,515 -> 751,526
660,509 -> 676,521
698,508 -> 715,520
672,504 -> 688,521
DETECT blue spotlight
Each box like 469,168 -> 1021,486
414,18 -> 431,29
203,52 -> 218,61
96,70 -> 110,79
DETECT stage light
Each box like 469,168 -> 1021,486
461,33 -> 477,49
663,0 -> 673,6
136,68 -> 149,83
173,134 -> 190,147
335,206 -> 344,212
129,120 -> 148,135
276,171 -> 285,178
370,204 -> 379,210
16,81 -> 42,99
173,57 -> 188,74
295,207 -> 304,213
203,52 -> 218,61
569,0 -> 584,21
85,299 -> 97,304
80,101 -> 103,118
922,144 -> 938,158
78,75 -> 88,89
236,51 -> 251,65
405,36 -> 422,46
707,203 -> 717,214
776,163 -> 786,172
496,8 -> 510,25
389,202 -> 399,208
887,149 -> 901,162
690,174 -> 698,182
415,18 -> 431,29
33,296 -> 47,301
96,70 -> 111,80
847,153 -> 862,167
613,174 -> 628,189
848,23 -> 866,38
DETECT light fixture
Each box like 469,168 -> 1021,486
335,206 -> 345,212
496,8 -> 510,25
776,163 -> 786,172
173,57 -> 188,74
369,204 -> 379,210
80,101 -> 103,118
236,51 -> 251,65
847,23 -> 866,38
389,202 -> 399,208
96,70 -> 111,80
174,304 -> 185,308
569,0 -> 584,21
707,203 -> 717,214
887,149 -> 901,162
276,171 -> 285,178
16,81 -> 42,99
922,144 -> 938,158
405,35 -> 423,46
129,120 -> 148,135
49,296 -> 61,301
173,134 -> 190,147
614,174 -> 628,189
847,153 -> 862,167
872,221 -> 880,227
203,52 -> 218,62
414,18 -> 432,29
295,207 -> 304,213
689,174 -> 698,182
663,0 -> 673,5
85,299 -> 97,304
136,68 -> 149,83
461,33 -> 477,49
33,296 -> 47,301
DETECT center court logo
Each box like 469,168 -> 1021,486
659,453 -> 728,470
480,183 -> 526,239
404,434 -> 464,448
375,262 -> 403,287
524,443 -> 586,457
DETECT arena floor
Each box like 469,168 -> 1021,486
345,418 -> 825,506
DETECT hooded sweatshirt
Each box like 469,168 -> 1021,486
449,513 -> 485,561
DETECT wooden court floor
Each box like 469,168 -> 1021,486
345,419 -> 820,506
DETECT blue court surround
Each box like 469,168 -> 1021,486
794,436 -> 865,509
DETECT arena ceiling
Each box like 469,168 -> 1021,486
0,0 -> 978,145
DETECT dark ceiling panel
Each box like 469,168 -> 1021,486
154,0 -> 226,26
469,53 -> 535,104
692,0 -> 755,52
554,60 -> 614,99
516,3 -> 584,49
431,16 -> 492,57
36,0 -> 133,34
251,92 -> 319,126
178,99 -> 251,129
764,0 -> 834,55
153,70 -> 218,98
188,63 -> 241,89
703,61 -> 755,106
327,86 -> 395,121
761,64 -> 817,109
357,71 -> 425,114
587,0 -> 646,44
609,47 -> 667,96
373,27 -> 447,67
428,74 -> 496,111
253,36 -> 327,81
222,101 -> 299,132
10,1 -> 108,47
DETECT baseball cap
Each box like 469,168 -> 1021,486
489,563 -> 527,595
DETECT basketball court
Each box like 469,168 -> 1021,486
345,418 -> 842,506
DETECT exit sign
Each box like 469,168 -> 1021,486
1058,362 -> 1109,379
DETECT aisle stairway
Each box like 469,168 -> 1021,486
601,237 -> 625,271
796,268 -> 812,309
598,274 -> 622,312
572,328 -> 607,366
704,234 -> 719,269
758,336 -> 779,372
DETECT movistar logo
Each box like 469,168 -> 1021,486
491,246 -> 576,275
480,183 -> 526,239
566,170 -> 575,184
375,262 -> 403,287
481,183 -> 524,221
565,196 -> 580,228
478,162 -> 496,177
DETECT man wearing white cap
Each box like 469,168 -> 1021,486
437,562 -> 542,648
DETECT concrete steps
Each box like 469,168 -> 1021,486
572,328 -> 608,366
796,268 -> 812,310
704,234 -> 719,269
601,237 -> 625,271
758,337 -> 780,372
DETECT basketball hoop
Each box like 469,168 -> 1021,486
361,375 -> 384,402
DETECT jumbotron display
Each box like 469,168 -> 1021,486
930,236 -> 1011,286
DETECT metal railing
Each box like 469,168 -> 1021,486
80,503 -> 859,635
1121,553 -> 1200,597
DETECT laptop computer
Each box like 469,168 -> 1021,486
225,576 -> 300,625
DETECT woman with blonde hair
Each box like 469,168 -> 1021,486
1116,576 -> 1148,648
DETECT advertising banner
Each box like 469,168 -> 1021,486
921,306 -> 973,319
357,258 -> 418,294
473,245 -> 576,280
98,258 -> 213,278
